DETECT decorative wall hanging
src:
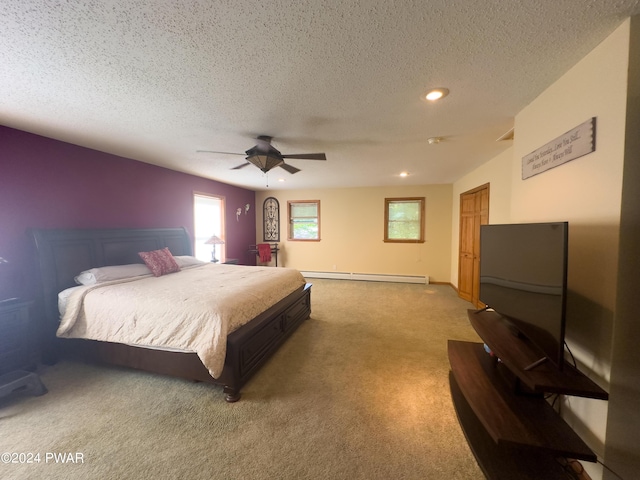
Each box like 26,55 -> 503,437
522,117 -> 596,180
263,197 -> 280,242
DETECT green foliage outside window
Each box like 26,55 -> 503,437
388,202 -> 421,239
385,198 -> 425,243
289,201 -> 320,240
291,219 -> 318,239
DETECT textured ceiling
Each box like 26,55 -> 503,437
1,1 -> 639,191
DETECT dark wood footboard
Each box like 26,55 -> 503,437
216,282 -> 311,401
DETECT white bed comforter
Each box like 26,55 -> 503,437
58,264 -> 306,378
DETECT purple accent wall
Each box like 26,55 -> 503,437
0,125 -> 257,301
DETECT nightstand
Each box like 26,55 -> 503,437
0,299 -> 47,398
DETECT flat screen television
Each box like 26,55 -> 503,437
479,222 -> 568,371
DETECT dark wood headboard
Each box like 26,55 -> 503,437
30,227 -> 193,354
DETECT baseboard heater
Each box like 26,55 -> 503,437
300,271 -> 429,284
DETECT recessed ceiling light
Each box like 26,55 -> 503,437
399,171 -> 409,177
278,178 -> 285,182
424,88 -> 449,101
428,136 -> 444,145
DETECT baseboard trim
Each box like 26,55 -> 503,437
300,271 -> 428,284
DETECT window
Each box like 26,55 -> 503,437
384,197 -> 425,243
288,200 -> 320,241
193,194 -> 225,262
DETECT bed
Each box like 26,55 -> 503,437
31,227 -> 312,402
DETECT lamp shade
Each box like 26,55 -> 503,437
205,235 -> 225,245
244,146 -> 283,173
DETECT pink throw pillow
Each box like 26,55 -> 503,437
138,247 -> 181,277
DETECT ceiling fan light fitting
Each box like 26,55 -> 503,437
246,153 -> 283,173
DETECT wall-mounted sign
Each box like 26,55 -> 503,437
522,117 -> 596,180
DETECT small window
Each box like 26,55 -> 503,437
384,197 -> 425,243
288,200 -> 320,241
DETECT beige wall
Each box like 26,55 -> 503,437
513,22 -> 629,478
255,184 -> 453,282
253,18 -> 635,478
512,27 -> 628,315
603,15 -> 640,480
449,146 -> 513,287
451,19 -> 631,480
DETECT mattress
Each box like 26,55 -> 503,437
58,263 -> 306,378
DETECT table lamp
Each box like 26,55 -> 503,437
204,236 -> 225,263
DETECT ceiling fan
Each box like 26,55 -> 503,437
197,135 -> 326,174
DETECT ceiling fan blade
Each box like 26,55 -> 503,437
231,162 -> 251,170
199,137 -> 324,177
197,150 -> 246,156
279,163 -> 301,174
281,153 -> 326,161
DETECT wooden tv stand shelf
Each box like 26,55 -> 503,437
448,309 -> 609,479
468,309 -> 608,399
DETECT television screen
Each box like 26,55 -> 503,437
479,222 -> 568,370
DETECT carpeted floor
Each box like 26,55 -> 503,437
0,279 -> 484,480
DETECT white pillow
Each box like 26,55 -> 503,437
74,264 -> 152,285
58,285 -> 83,316
174,255 -> 207,268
